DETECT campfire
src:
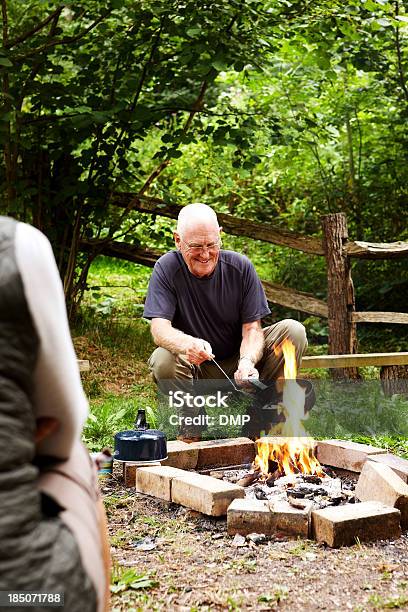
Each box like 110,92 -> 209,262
125,342 -> 405,544
254,338 -> 324,481
221,340 -> 356,508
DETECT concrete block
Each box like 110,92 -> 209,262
161,440 -> 199,470
316,439 -> 384,472
227,497 -> 311,538
171,472 -> 245,516
122,461 -> 161,488
269,499 -> 311,538
136,465 -> 189,501
368,453 -> 408,484
227,498 -> 272,535
356,460 -> 408,528
192,437 -> 256,468
312,501 -> 401,547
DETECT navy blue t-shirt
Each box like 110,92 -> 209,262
143,250 -> 270,360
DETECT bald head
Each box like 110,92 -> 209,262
177,203 -> 219,236
174,203 -> 222,277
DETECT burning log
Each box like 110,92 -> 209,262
265,472 -> 278,487
237,472 -> 261,487
302,474 -> 322,485
251,340 -> 324,481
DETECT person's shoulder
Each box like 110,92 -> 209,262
220,250 -> 254,272
16,221 -> 54,259
154,250 -> 183,275
16,220 -> 49,243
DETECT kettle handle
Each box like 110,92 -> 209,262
135,408 -> 149,430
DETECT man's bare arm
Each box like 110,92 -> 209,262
239,320 -> 264,363
234,320 -> 264,384
150,318 -> 214,365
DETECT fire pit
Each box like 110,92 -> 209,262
126,340 -> 408,547
222,341 -> 357,512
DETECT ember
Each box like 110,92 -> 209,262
222,466 -> 356,510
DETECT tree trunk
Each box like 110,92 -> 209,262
380,365 -> 408,397
322,213 -> 359,379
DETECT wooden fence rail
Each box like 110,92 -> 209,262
110,193 -> 408,259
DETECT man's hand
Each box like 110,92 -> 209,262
234,357 -> 259,387
185,338 -> 214,366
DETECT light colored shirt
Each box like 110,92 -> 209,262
15,222 -> 88,459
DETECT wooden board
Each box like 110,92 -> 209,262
301,352 -> 408,369
346,240 -> 408,260
352,312 -> 408,324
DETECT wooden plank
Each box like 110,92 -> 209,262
262,281 -> 328,318
301,352 -> 408,369
346,240 -> 408,260
352,312 -> 408,324
80,238 -> 160,267
110,193 -> 325,256
78,359 -> 90,372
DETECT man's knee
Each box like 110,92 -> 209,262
148,347 -> 177,381
283,319 -> 308,351
264,319 -> 308,353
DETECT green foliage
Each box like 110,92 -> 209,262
2,0 -> 406,326
368,593 -> 408,609
111,566 -> 158,593
306,382 -> 408,447
0,0 -> 274,307
83,255 -> 152,315
258,586 -> 289,604
74,306 -> 154,359
83,393 -> 157,451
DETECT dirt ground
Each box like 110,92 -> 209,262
103,467 -> 408,612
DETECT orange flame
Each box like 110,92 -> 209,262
254,339 -> 324,478
254,436 -> 324,477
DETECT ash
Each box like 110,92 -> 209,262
220,467 -> 357,510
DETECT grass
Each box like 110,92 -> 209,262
84,256 -> 152,316
73,255 -> 408,458
368,594 -> 408,609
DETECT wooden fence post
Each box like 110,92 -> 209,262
380,365 -> 408,396
322,213 -> 359,380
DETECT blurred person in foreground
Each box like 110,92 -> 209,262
0,217 -> 110,611
143,203 -> 308,439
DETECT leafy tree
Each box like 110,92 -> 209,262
0,0 -> 272,312
1,0 -> 407,320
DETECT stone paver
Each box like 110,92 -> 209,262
316,439 -> 384,472
312,501 -> 401,547
172,472 -> 245,516
368,453 -> 408,484
356,460 -> 408,528
192,438 -> 256,469
161,440 -> 199,470
136,465 -> 189,501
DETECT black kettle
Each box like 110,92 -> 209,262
113,409 -> 167,463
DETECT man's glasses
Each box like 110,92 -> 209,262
180,238 -> 222,254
